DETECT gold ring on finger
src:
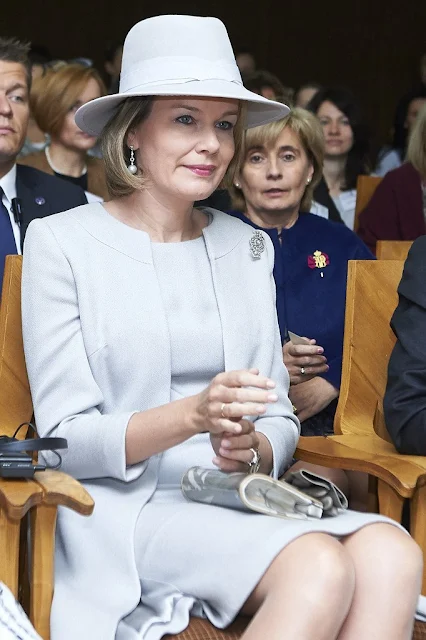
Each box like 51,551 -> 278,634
221,403 -> 227,418
300,366 -> 306,375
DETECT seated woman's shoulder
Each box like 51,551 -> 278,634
206,208 -> 254,235
300,212 -> 373,256
300,211 -> 352,235
37,201 -> 102,232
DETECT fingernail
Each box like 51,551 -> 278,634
266,380 -> 275,389
212,457 -> 220,466
222,440 -> 231,448
267,393 -> 278,402
234,424 -> 242,433
317,348 -> 324,354
325,365 -> 329,370
256,405 -> 266,413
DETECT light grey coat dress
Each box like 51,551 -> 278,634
21,204 -> 300,639
22,204 -> 426,638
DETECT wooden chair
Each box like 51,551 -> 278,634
376,240 -> 413,260
295,260 -> 426,597
0,255 -> 94,639
354,175 -> 382,231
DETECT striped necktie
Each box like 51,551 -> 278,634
0,187 -> 17,291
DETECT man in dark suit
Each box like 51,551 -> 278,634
0,37 -> 87,284
384,236 -> 426,454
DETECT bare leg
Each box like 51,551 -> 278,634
240,533 -> 355,640
338,523 -> 422,639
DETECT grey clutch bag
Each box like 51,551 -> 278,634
285,468 -> 348,517
181,467 -> 325,520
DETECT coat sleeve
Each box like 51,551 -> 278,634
357,173 -> 399,253
22,217 -> 146,481
253,234 -> 301,477
384,237 -> 426,454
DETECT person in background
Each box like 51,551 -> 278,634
358,103 -> 426,253
375,88 -> 426,176
228,108 -> 373,439
0,36 -> 87,287
387,52 -> 426,175
307,86 -> 371,229
235,48 -> 256,75
227,107 -> 374,509
244,69 -> 294,105
18,63 -> 108,201
104,41 -> 123,94
295,82 -> 322,109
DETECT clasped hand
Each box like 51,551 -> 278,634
282,338 -> 328,385
194,368 -> 277,472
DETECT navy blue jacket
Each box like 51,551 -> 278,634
16,164 -> 87,249
229,211 -> 374,389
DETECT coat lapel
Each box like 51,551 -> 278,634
202,209 -> 266,372
16,166 -> 52,249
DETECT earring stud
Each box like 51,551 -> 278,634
127,146 -> 137,174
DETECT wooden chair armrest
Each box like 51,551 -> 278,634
33,471 -> 94,516
295,435 -> 426,498
0,478 -> 44,520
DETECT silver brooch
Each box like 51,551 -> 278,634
249,230 -> 265,260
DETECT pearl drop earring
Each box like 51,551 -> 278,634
234,182 -> 240,188
306,177 -> 312,184
127,146 -> 137,175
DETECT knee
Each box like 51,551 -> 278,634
309,536 -> 356,599
271,534 -> 356,603
386,529 -> 423,584
352,524 -> 423,586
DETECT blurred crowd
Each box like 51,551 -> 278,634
13,40 -> 426,243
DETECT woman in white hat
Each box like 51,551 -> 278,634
21,15 -> 422,640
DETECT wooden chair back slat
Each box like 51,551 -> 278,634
334,260 -> 404,438
0,256 -> 33,438
354,175 -> 382,231
376,240 -> 413,261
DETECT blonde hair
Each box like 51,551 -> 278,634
30,63 -> 106,137
406,103 -> 426,179
99,97 -> 247,199
230,107 -> 325,212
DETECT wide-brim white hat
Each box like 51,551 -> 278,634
75,15 -> 289,136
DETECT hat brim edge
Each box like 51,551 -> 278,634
75,83 -> 290,136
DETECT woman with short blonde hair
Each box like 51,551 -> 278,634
19,63 -> 108,200
228,107 -> 374,440
230,107 -> 324,212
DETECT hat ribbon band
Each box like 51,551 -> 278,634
120,56 -> 242,93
